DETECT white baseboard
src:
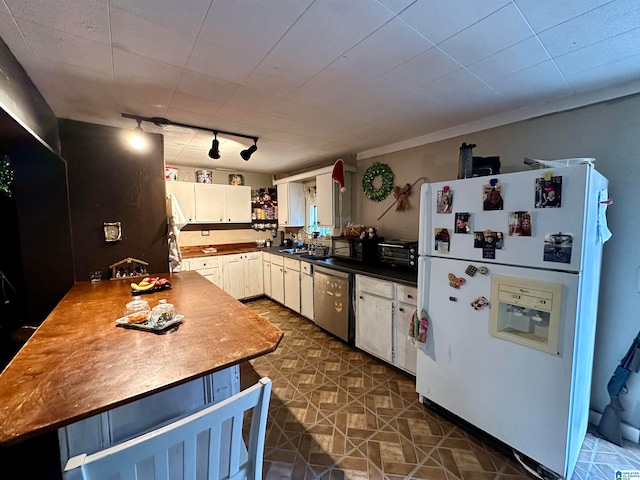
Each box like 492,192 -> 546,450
589,409 -> 640,443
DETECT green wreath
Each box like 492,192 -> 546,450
362,162 -> 394,202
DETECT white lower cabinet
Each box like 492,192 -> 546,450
355,274 -> 418,374
356,276 -> 394,363
270,255 -> 284,304
262,253 -> 271,297
185,256 -> 223,289
223,252 -> 263,299
283,258 -> 301,313
300,262 -> 313,321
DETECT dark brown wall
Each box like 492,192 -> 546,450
1,108 -> 74,326
0,38 -> 60,153
59,119 -> 168,280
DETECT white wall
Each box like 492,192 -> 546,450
355,93 -> 640,428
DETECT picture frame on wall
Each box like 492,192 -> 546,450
229,174 -> 244,186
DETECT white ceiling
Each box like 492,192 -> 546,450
1,0 -> 640,174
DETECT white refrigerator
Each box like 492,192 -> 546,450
417,163 -> 609,479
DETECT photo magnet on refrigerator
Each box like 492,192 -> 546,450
543,232 -> 573,263
434,228 -> 450,253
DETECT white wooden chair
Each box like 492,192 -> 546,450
63,377 -> 272,480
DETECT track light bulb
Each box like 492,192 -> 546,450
209,134 -> 220,159
129,120 -> 146,151
240,140 -> 258,161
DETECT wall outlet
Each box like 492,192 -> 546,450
201,230 -> 210,236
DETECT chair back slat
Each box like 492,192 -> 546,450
64,377 -> 272,480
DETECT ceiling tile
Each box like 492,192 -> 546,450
169,93 -> 223,117
438,3 -> 535,66
563,53 -> 640,93
287,16 -> 433,107
554,27 -> 640,76
398,0 -> 512,44
382,46 -> 462,91
375,0 -> 417,14
176,70 -> 238,104
189,0 -> 314,86
4,0 -> 110,44
418,68 -> 502,110
515,0 -> 614,32
109,0 -> 211,36
186,37 -> 263,85
467,36 -> 551,83
538,0 -> 640,57
109,6 -> 197,67
113,49 -> 182,90
17,18 -> 113,76
242,0 -> 394,96
225,86 -> 283,114
488,60 -> 572,102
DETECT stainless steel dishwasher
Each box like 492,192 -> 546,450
313,266 -> 353,344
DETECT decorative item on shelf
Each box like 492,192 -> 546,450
104,222 -> 122,242
109,257 -> 149,279
343,223 -> 367,239
228,174 -> 244,186
196,170 -> 213,183
362,162 -> 394,202
164,166 -> 179,181
376,177 -> 427,221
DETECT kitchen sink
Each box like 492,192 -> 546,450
278,248 -> 309,255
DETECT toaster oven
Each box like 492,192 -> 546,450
378,240 -> 418,270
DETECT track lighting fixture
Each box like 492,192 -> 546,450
208,132 -> 220,159
240,139 -> 258,161
122,113 -> 259,161
129,119 -> 146,150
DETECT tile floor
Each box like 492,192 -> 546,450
242,298 -> 640,480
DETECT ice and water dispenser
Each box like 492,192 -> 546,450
489,275 -> 563,355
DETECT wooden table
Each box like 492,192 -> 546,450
0,271 -> 282,449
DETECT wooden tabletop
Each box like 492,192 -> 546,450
0,271 -> 282,446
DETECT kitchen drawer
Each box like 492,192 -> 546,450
271,254 -> 284,266
301,262 -> 312,275
262,252 -> 271,262
284,257 -> 300,271
188,256 -> 221,270
356,274 -> 393,298
395,283 -> 417,306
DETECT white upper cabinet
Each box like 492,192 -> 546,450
222,185 -> 251,223
166,182 -> 251,224
277,182 -> 305,227
166,181 -> 196,222
195,183 -> 225,222
316,172 -> 351,228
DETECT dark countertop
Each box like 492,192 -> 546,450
261,247 -> 418,287
0,271 -> 283,446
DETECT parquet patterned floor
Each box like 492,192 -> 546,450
243,298 -> 640,480
243,298 -> 531,479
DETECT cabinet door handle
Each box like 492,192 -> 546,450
399,307 -> 405,312
359,296 -> 363,299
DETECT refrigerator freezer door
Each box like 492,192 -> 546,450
417,257 -> 580,476
418,164 -> 604,272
